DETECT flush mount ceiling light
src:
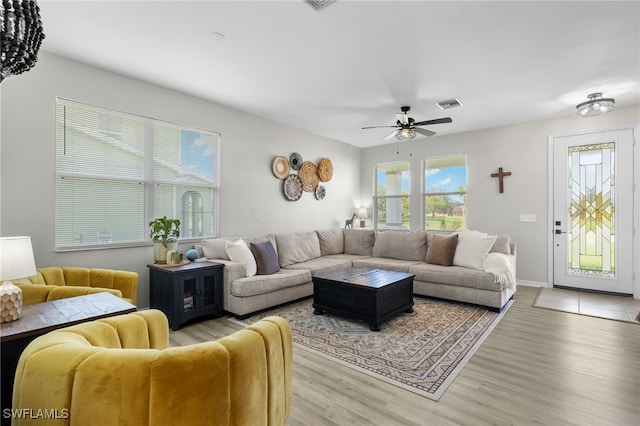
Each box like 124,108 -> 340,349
576,92 -> 615,117
0,0 -> 46,85
395,128 -> 416,141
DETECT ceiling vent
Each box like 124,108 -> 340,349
436,99 -> 463,110
304,0 -> 337,11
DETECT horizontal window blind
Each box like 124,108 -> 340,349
56,98 -> 219,249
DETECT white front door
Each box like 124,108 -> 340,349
552,128 -> 635,294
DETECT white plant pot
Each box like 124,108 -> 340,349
153,241 -> 178,264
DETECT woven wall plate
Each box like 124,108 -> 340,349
315,185 -> 326,200
272,156 -> 290,179
299,161 -> 319,192
289,152 -> 303,171
283,174 -> 303,201
317,157 -> 333,182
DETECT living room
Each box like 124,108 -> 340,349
1,1 -> 639,424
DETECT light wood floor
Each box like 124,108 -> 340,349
169,286 -> 640,426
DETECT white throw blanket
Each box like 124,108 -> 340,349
482,252 -> 516,290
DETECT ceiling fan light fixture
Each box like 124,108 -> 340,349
576,92 -> 615,117
395,128 -> 416,141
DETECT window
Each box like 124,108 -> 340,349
56,98 -> 219,249
374,161 -> 410,230
423,155 -> 467,231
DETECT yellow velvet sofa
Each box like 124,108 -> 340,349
12,309 -> 292,426
13,267 -> 138,305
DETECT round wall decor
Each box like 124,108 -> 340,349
272,156 -> 290,179
315,184 -> 326,200
283,174 -> 303,201
299,161 -> 319,192
317,157 -> 333,182
289,152 -> 303,171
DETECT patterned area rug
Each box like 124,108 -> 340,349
234,296 -> 512,401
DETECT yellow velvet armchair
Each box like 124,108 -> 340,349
13,267 -> 138,305
12,309 -> 293,426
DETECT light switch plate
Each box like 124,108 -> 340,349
520,214 -> 536,222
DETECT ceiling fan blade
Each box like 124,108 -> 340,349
383,130 -> 398,140
414,127 -> 436,137
412,117 -> 452,126
396,113 -> 409,125
361,125 -> 399,130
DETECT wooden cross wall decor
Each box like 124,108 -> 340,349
491,167 -> 512,193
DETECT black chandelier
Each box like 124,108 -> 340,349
0,0 -> 45,85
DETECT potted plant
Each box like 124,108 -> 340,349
149,216 -> 181,264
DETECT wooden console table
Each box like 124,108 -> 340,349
0,292 -> 136,421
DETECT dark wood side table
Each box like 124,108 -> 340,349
0,292 -> 137,423
148,261 -> 224,331
312,268 -> 414,331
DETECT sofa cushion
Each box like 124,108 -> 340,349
426,233 -> 458,266
231,269 -> 312,297
352,257 -> 422,273
283,257 -> 352,276
452,230 -> 497,270
226,239 -> 257,277
490,234 -> 512,255
275,232 -> 321,267
250,241 -> 280,275
344,229 -> 375,256
202,238 -> 231,260
316,229 -> 344,255
372,230 -> 428,261
408,263 -> 503,292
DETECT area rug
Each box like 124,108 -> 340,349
233,297 -> 512,401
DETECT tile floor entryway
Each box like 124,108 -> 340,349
534,287 -> 640,323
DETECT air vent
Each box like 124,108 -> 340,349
304,0 -> 337,11
436,99 -> 463,110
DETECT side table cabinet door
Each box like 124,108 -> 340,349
179,272 -> 199,323
200,267 -> 223,315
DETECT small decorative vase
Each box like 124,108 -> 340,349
0,281 -> 23,323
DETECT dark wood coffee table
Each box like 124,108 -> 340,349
0,292 -> 136,420
312,268 -> 414,331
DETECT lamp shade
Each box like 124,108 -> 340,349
0,236 -> 37,281
357,208 -> 368,219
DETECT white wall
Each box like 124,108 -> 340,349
360,105 -> 639,291
0,53 -> 360,308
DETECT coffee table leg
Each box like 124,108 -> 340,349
313,306 -> 324,315
369,322 -> 381,332
406,307 -> 414,313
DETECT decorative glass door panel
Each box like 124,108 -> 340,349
567,143 -> 615,277
553,129 -> 633,294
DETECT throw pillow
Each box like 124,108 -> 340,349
225,239 -> 257,277
452,230 -> 497,270
489,234 -> 512,255
201,238 -> 230,260
426,233 -> 459,266
250,241 -> 280,275
316,229 -> 344,255
343,229 -> 375,256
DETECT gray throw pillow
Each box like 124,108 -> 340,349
250,241 -> 280,275
489,234 -> 511,255
426,234 -> 459,266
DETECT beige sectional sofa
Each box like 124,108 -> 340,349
199,229 -> 516,318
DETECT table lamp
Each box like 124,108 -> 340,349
357,208 -> 368,228
0,236 -> 37,323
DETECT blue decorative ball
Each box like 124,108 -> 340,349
186,249 -> 199,261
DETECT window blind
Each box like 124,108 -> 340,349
55,98 -> 219,249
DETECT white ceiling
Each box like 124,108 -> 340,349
37,0 -> 640,147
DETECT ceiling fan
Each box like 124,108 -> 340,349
361,106 -> 452,141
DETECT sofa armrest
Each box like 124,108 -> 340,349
206,259 -> 246,311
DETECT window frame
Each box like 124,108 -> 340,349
55,98 -> 220,251
373,161 -> 411,231
422,154 -> 468,232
